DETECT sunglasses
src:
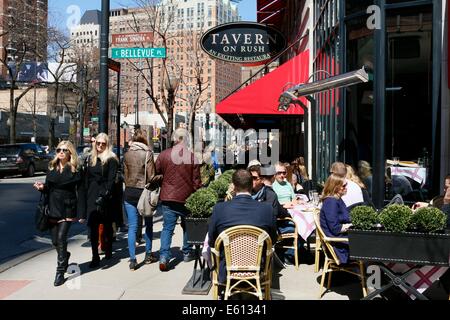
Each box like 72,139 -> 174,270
96,142 -> 107,147
56,148 -> 70,154
342,183 -> 348,188
276,171 -> 287,175
252,176 -> 260,181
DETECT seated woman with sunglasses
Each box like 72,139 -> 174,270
33,141 -> 86,286
84,133 -> 119,268
319,174 -> 353,264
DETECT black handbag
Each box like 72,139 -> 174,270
35,193 -> 50,232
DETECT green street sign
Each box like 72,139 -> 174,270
91,117 -> 99,122
83,128 -> 90,136
111,48 -> 166,59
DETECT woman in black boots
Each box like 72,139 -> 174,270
84,133 -> 119,268
34,141 -> 86,286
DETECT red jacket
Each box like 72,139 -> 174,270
155,143 -> 202,204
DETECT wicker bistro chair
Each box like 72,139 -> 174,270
314,231 -> 323,273
210,225 -> 273,300
275,217 -> 299,270
312,210 -> 368,299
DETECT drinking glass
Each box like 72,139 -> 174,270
312,191 -> 320,206
393,157 -> 400,166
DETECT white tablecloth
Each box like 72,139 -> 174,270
287,204 -> 317,241
391,166 -> 427,186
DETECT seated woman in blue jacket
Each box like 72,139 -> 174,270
319,173 -> 353,264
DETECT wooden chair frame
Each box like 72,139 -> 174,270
210,225 -> 273,300
313,210 -> 368,299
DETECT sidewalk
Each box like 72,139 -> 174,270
0,212 -> 362,300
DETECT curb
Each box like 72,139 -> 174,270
0,234 -> 88,274
0,247 -> 53,274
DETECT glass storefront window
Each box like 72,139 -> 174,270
345,0 -> 374,16
385,5 -> 433,201
345,16 -> 374,171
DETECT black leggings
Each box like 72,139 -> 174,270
50,221 -> 72,272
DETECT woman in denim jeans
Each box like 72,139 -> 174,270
123,129 -> 157,270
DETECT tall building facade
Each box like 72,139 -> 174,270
0,0 -> 48,78
109,0 -> 242,134
69,10 -> 101,49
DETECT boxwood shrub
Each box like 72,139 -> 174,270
185,188 -> 218,218
379,204 -> 413,233
410,207 -> 447,233
350,206 -> 379,230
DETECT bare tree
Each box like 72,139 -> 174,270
176,29 -> 210,147
124,0 -> 210,148
0,42 -> 36,144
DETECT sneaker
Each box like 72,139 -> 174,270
159,259 -> 169,272
144,253 -> 158,264
129,259 -> 138,271
183,251 -> 197,263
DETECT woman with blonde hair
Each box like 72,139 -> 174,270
319,173 -> 352,263
84,132 -> 119,268
33,141 -> 86,286
357,160 -> 373,195
346,164 -> 373,208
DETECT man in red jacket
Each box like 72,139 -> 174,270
155,128 -> 202,271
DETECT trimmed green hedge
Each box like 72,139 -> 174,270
410,207 -> 447,233
350,206 -> 378,230
379,204 -> 413,232
185,188 -> 218,218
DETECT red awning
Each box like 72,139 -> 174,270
257,0 -> 287,26
216,50 -> 310,116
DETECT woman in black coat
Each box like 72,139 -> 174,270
33,141 -> 86,286
84,133 -> 119,268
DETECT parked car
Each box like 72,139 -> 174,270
0,143 -> 51,177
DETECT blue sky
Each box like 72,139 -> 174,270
49,0 -> 256,32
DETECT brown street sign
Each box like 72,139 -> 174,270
112,32 -> 154,45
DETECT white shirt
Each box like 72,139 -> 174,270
341,180 -> 364,207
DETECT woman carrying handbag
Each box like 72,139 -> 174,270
84,133 -> 119,268
33,141 -> 86,286
123,129 -> 158,270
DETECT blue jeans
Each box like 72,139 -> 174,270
159,202 -> 193,262
124,201 -> 153,260
277,221 -> 299,260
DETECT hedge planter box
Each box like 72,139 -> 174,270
348,229 -> 450,266
186,217 -> 209,245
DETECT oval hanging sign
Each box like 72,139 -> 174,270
200,22 -> 287,64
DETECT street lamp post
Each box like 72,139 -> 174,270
135,73 -> 139,126
165,75 -> 179,147
120,121 -> 129,149
49,108 -> 57,148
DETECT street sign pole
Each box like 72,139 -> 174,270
99,0 -> 110,134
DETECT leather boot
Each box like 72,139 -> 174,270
63,252 -> 71,272
55,244 -> 66,286
54,272 -> 65,286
